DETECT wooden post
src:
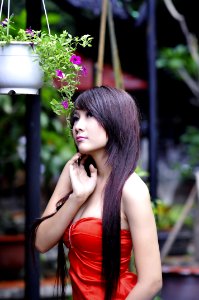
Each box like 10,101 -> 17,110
107,1 -> 124,89
95,0 -> 108,86
160,185 -> 196,262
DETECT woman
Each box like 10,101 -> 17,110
33,86 -> 162,300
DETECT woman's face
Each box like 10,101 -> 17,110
72,109 -> 108,155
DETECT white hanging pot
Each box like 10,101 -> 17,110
0,41 -> 44,95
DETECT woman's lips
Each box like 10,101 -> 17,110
76,136 -> 88,142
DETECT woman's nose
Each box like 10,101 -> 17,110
74,118 -> 85,133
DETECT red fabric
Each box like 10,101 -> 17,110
63,217 -> 137,299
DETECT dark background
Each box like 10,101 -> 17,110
52,0 -> 199,143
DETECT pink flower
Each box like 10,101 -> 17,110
70,55 -> 82,65
25,27 -> 34,36
56,69 -> 65,79
81,65 -> 87,77
61,100 -> 69,110
1,18 -> 8,27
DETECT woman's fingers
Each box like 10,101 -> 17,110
79,155 -> 88,166
70,152 -> 81,165
89,164 -> 97,178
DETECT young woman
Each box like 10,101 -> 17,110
33,86 -> 162,300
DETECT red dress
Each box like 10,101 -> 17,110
63,217 -> 137,300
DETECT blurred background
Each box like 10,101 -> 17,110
0,0 -> 199,299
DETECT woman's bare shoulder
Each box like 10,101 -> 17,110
122,172 -> 155,232
122,172 -> 151,207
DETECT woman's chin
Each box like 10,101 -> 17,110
78,149 -> 89,155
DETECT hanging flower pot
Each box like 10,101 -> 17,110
0,13 -> 93,121
0,41 -> 43,95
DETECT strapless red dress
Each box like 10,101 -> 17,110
63,217 -> 137,300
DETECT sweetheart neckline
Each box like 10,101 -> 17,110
70,216 -> 130,232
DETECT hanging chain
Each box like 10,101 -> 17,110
107,0 -> 124,89
0,0 -> 4,21
95,0 -> 108,86
42,0 -> 50,35
0,0 -> 51,35
6,0 -> 10,35
0,0 -> 10,35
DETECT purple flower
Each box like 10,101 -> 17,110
81,65 -> 87,77
70,55 -> 82,65
61,100 -> 69,110
56,69 -> 65,79
25,27 -> 34,36
1,18 -> 8,27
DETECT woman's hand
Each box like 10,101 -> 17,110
35,153 -> 97,252
69,153 -> 97,202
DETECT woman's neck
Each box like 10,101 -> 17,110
91,151 -> 111,180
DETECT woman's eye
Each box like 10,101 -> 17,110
86,111 -> 93,118
73,115 -> 79,122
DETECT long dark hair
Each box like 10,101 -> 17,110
31,86 -> 140,300
30,193 -> 71,299
71,86 -> 140,299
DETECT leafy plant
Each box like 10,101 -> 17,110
152,200 -> 193,231
0,15 -> 93,121
135,165 -> 148,178
175,126 -> 199,178
157,45 -> 198,79
157,0 -> 199,105
0,93 -> 76,191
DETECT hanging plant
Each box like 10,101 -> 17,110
0,40 -> 44,95
0,12 -> 93,120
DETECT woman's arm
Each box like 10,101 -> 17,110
123,173 -> 162,300
35,153 -> 97,253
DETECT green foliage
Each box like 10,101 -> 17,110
40,101 -> 76,184
157,41 -> 199,179
120,0 -> 141,20
135,165 -> 148,178
0,9 -> 90,193
157,45 -> 198,79
173,126 -> 199,178
180,126 -> 199,167
153,296 -> 162,300
0,93 -> 76,190
152,199 -> 193,231
0,14 -> 93,123
0,95 -> 25,185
